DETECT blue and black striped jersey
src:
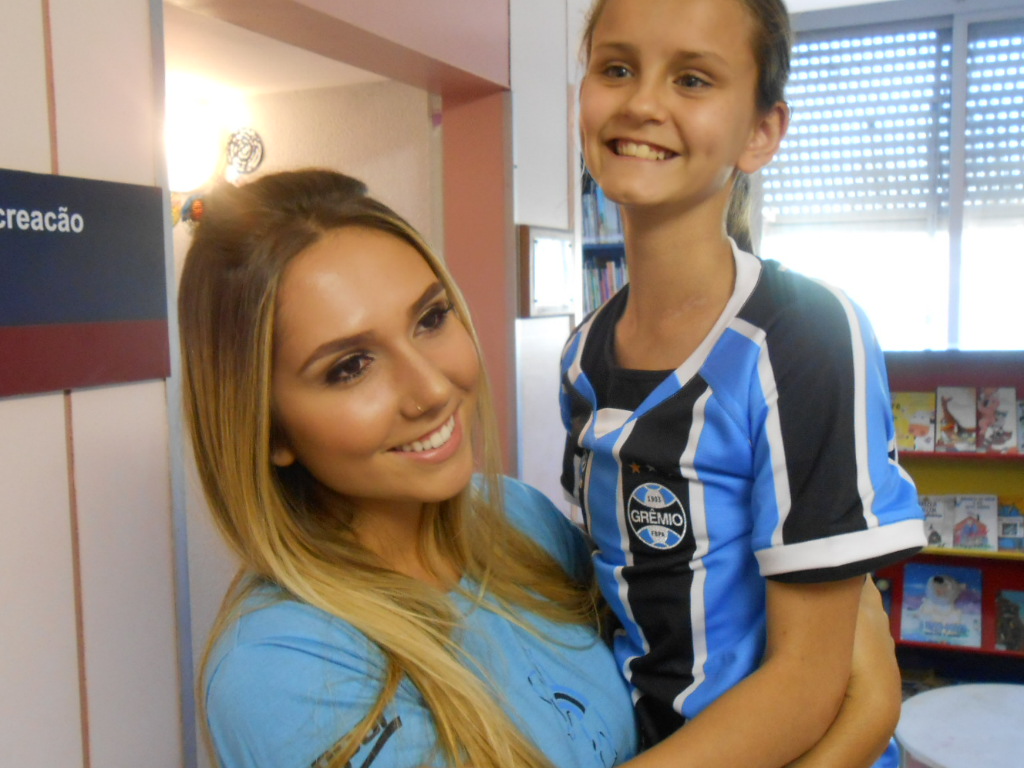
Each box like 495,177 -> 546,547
560,245 -> 925,742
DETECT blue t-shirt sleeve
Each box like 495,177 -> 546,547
205,602 -> 440,768
747,273 -> 924,580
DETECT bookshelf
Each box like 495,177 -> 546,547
581,173 -> 627,313
876,350 -> 1024,684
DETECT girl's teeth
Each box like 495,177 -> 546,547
618,141 -> 668,160
398,417 -> 455,453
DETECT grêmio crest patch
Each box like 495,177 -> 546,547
627,482 -> 687,550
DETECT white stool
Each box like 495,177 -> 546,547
895,683 -> 1024,767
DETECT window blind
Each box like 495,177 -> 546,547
965,20 -> 1024,219
763,26 -> 954,225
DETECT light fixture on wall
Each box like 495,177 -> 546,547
165,74 -> 266,227
171,127 -> 266,227
164,72 -> 250,193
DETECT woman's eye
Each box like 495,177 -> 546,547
326,353 -> 372,385
418,301 -> 454,333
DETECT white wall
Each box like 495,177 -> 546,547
511,0 -> 572,231
248,81 -> 441,249
0,2 -> 184,767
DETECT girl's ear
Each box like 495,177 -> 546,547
738,101 -> 791,175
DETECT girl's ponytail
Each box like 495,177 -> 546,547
727,173 -> 753,253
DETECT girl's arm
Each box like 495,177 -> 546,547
624,575 -> 863,768
785,578 -> 903,768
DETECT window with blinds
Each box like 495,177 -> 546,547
965,19 -> 1024,219
758,8 -> 1023,351
763,27 -> 953,226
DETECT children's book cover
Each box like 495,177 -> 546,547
901,563 -> 982,648
1018,400 -> 1024,453
936,386 -> 977,452
920,494 -> 955,548
998,496 -> 1024,552
594,187 -> 622,242
892,392 -> 936,452
995,590 -> 1024,653
952,494 -> 999,550
977,387 -> 1018,453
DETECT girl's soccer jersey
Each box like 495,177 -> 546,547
560,244 -> 925,740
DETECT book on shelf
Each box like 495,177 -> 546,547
1017,400 -> 1024,453
601,259 -> 623,299
892,391 -> 936,452
582,194 -> 598,243
998,496 -> 1024,552
952,494 -> 999,551
995,590 -> 1024,652
977,387 -> 1018,453
900,562 -> 982,648
582,252 -> 628,311
920,494 -> 955,548
599,188 -> 622,241
583,186 -> 623,243
584,268 -> 602,312
936,386 -> 977,452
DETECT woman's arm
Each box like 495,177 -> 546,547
623,575 -> 863,768
785,578 -> 903,768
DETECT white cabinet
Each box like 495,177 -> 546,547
510,0 -> 572,230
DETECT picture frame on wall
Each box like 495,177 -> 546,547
517,225 -> 577,318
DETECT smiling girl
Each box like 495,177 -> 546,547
560,1 -> 926,766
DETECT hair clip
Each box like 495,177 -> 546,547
182,193 -> 205,222
172,192 -> 206,228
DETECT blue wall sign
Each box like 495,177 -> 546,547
0,167 -> 170,396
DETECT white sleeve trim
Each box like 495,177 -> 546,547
756,518 -> 926,576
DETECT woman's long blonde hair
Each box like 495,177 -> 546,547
178,169 -> 596,768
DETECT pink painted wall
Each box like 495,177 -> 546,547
442,92 -> 517,465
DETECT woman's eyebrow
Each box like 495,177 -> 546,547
409,282 -> 447,319
298,330 -> 374,375
297,281 -> 447,374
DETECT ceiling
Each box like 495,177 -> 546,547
161,0 -> 890,94
162,3 -> 382,94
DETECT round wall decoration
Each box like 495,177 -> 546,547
226,128 -> 264,175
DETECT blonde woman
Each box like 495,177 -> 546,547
178,169 -> 638,768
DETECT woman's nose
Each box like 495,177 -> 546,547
398,347 -> 452,418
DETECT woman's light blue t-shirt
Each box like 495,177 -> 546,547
205,477 -> 639,768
